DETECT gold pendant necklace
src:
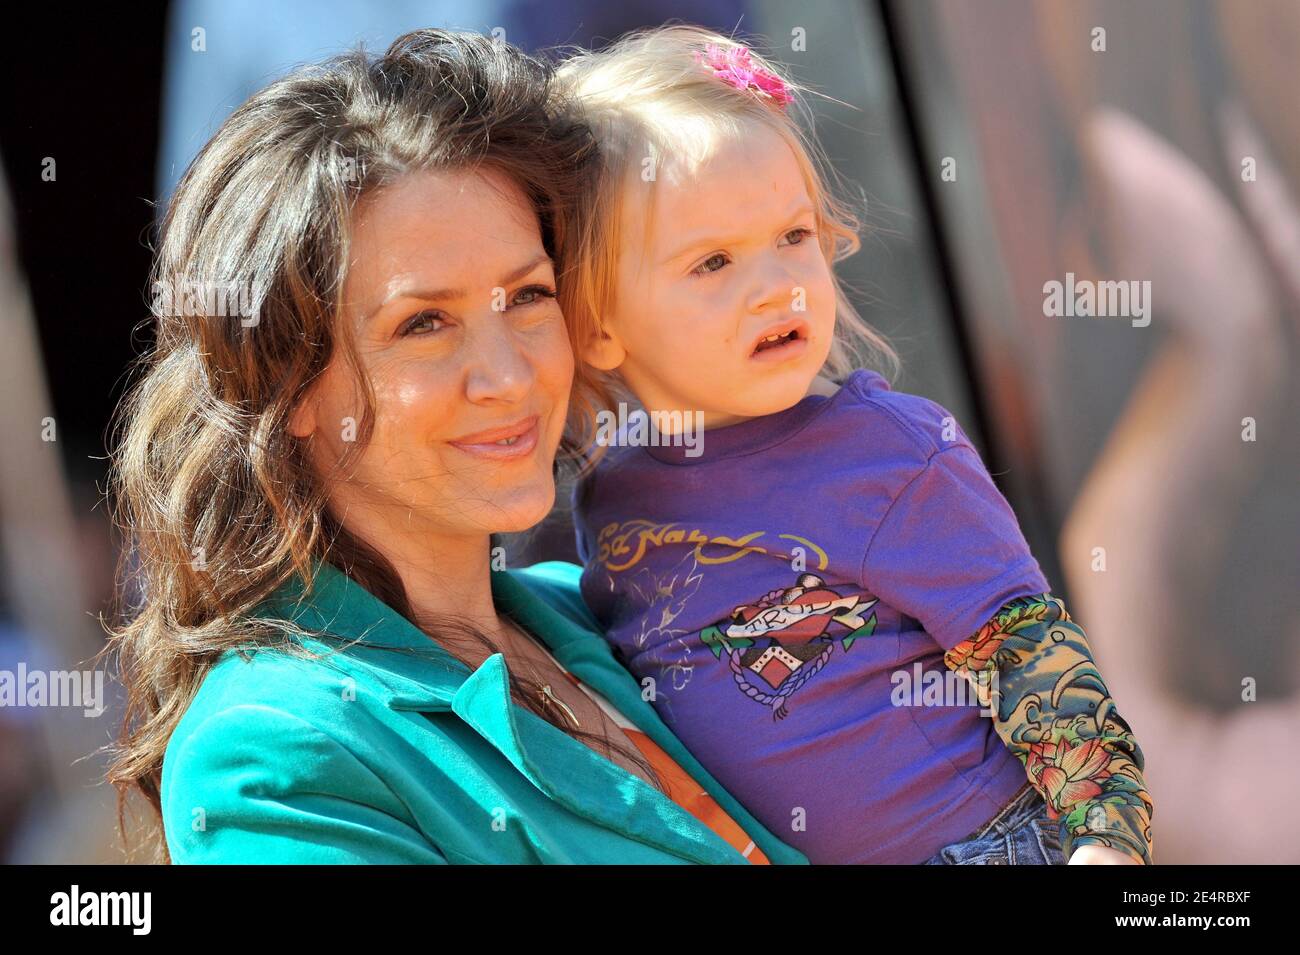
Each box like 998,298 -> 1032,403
540,684 -> 581,729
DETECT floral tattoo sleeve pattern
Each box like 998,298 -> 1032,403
943,593 -> 1154,864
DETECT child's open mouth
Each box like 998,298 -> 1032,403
754,329 -> 799,352
750,323 -> 809,362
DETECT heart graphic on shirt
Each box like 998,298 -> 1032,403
731,587 -> 845,643
701,573 -> 880,719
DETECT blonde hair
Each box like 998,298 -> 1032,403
553,24 -> 900,472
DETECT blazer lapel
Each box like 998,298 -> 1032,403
253,556 -> 466,710
449,651 -> 743,864
256,558 -> 745,863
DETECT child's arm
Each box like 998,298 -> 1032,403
854,431 -> 1154,862
943,593 -> 1154,864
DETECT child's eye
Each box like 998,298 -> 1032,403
399,309 -> 447,337
781,227 -> 817,246
692,253 -> 730,276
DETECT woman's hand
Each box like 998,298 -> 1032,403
1069,844 -> 1142,865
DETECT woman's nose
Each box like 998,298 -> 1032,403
462,312 -> 534,405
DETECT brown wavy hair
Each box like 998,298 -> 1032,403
100,28 -> 659,864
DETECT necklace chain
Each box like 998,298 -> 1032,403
539,683 -> 581,729
505,620 -> 583,730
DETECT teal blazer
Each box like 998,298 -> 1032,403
160,558 -> 808,864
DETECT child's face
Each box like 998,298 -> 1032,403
590,122 -> 838,429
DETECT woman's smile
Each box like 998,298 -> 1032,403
447,414 -> 540,460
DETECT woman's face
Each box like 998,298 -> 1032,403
290,167 -> 574,542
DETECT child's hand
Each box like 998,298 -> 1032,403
1068,844 -> 1142,865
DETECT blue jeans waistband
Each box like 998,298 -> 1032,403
968,782 -> 1040,841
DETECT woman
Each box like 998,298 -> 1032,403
103,29 -> 806,865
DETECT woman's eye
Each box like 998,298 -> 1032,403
782,227 -> 817,246
511,284 -> 557,307
399,310 -> 446,337
692,253 -> 730,276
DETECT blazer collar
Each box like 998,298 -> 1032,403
253,556 -> 467,708
254,556 -> 612,707
252,557 -> 749,864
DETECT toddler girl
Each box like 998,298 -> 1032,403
554,25 -> 1153,864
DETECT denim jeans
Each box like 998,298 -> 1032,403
922,783 -> 1068,865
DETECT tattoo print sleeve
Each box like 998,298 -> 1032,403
942,593 -> 1154,864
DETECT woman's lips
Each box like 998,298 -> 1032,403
447,415 -> 540,460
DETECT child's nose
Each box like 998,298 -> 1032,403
745,257 -> 799,313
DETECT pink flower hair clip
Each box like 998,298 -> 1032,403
693,43 -> 794,107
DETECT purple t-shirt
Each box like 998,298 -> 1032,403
572,369 -> 1052,863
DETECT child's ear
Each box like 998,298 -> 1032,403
580,324 -> 628,372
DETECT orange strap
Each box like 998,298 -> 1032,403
559,669 -> 770,864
